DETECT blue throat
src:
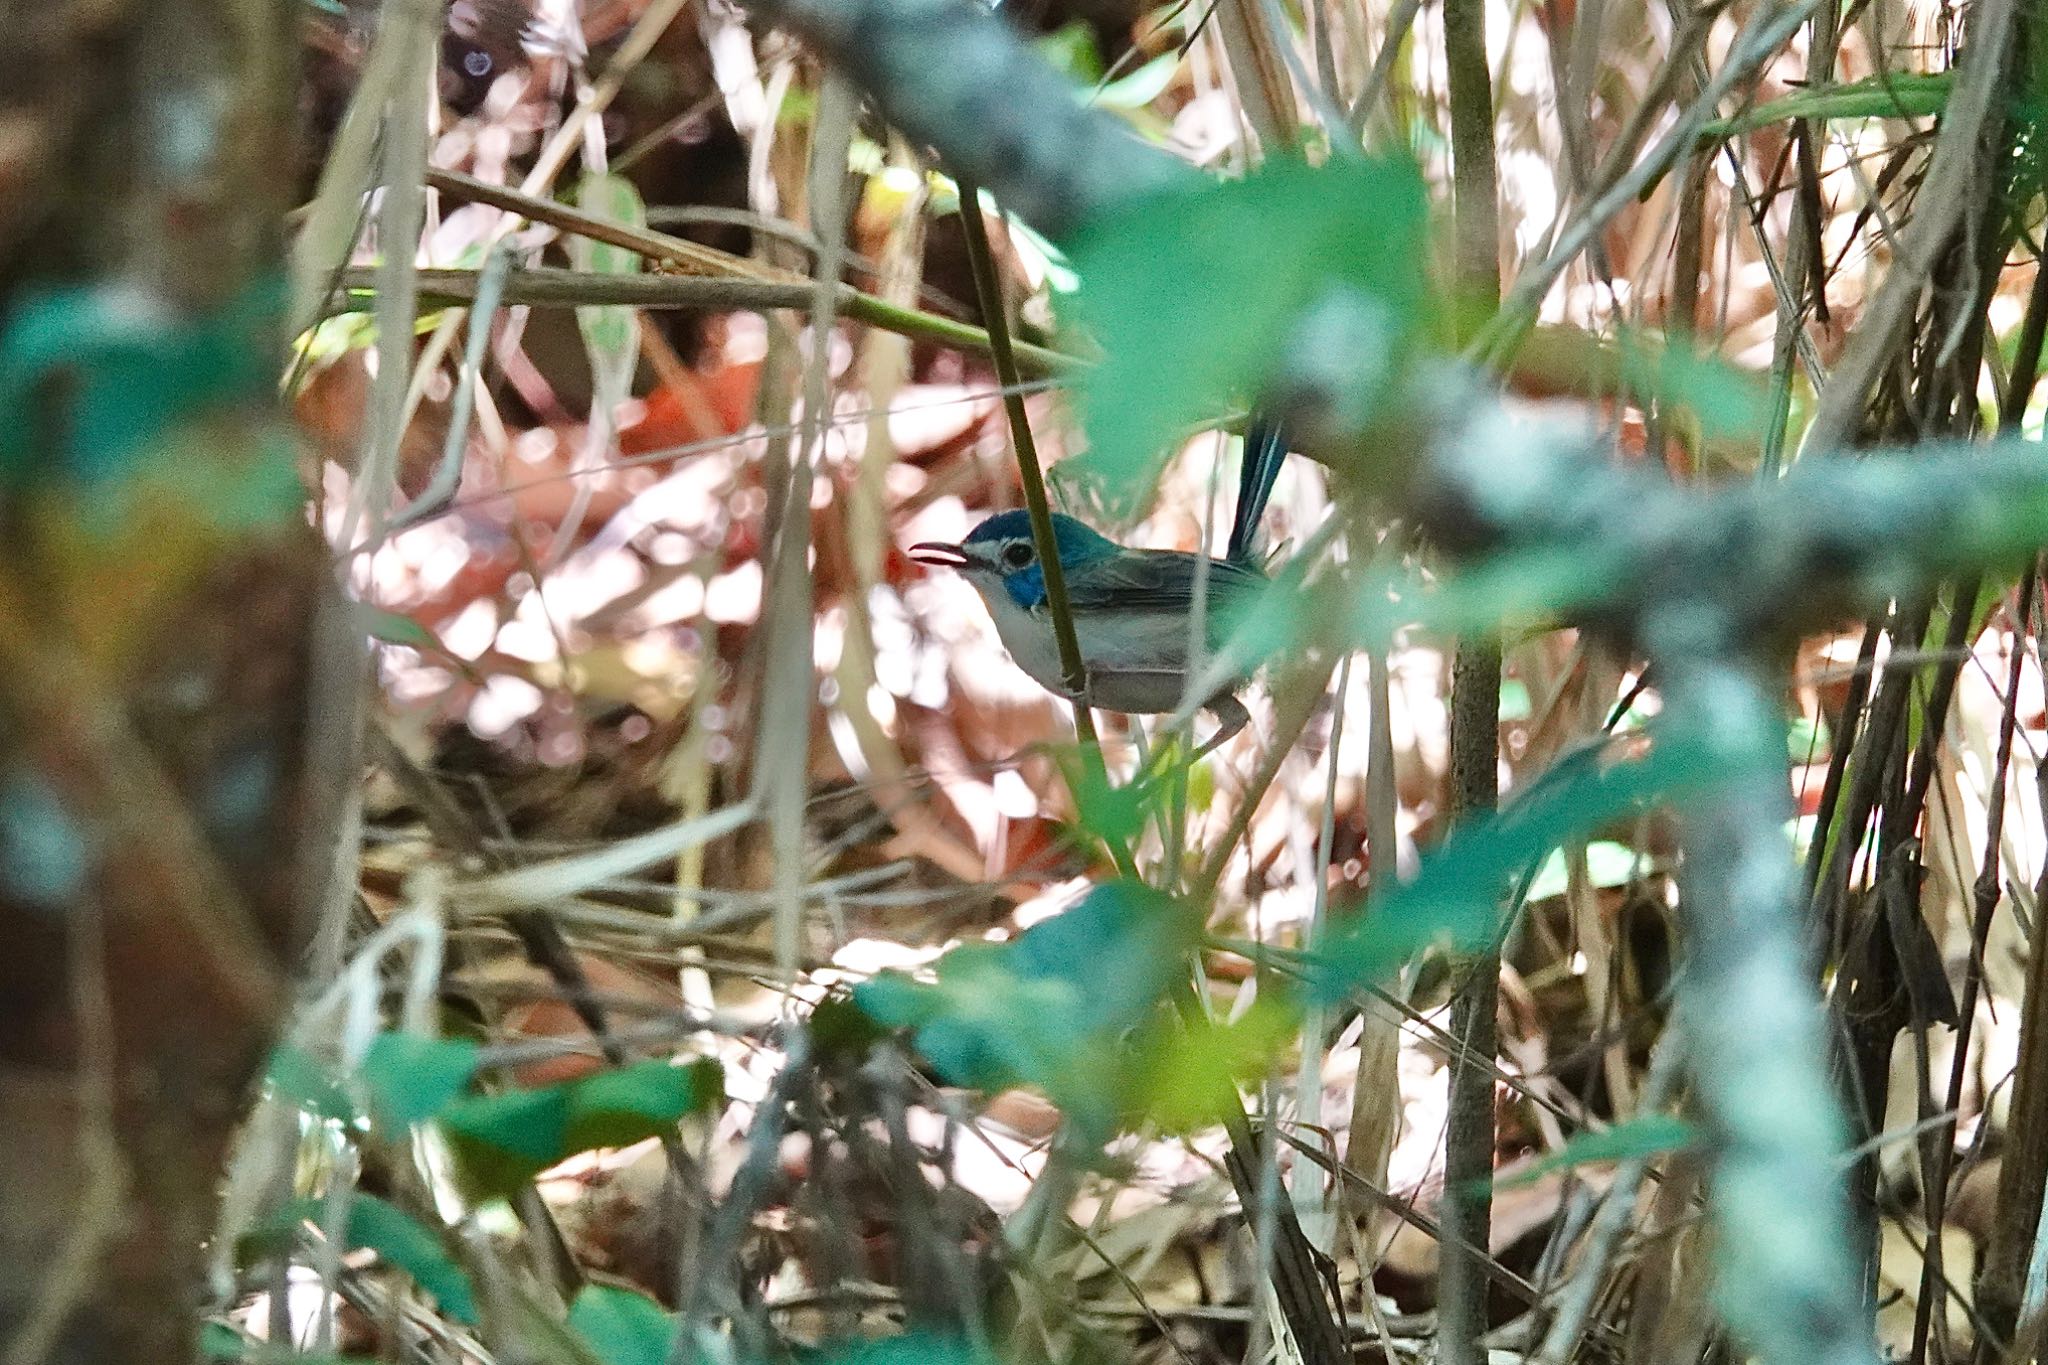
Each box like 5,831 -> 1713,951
1004,562 -> 1049,608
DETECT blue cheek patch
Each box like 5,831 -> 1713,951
1003,563 -> 1049,609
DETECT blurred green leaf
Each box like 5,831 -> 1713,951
564,1058 -> 724,1153
815,1333 -> 1004,1365
1034,21 -> 1105,83
362,606 -> 444,655
200,1322 -> 248,1361
1786,711 -> 1831,762
1699,72 -> 1952,139
362,1032 -> 479,1128
1499,678 -> 1533,722
569,1285 -> 678,1365
1489,1113 -> 1698,1191
573,172 -> 644,423
0,278 -> 288,492
1096,52 -> 1180,110
1526,840 -> 1645,902
1061,156 -> 1429,512
854,881 -> 1199,1133
264,1043 -> 357,1124
440,1059 -> 721,1199
1616,331 -> 1767,444
275,1194 -> 478,1325
1068,756 -> 1154,852
1311,734 -> 1734,1000
1135,994 -> 1300,1132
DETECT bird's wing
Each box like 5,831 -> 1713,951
1057,551 -> 1267,614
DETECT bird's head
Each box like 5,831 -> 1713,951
910,509 -> 1118,608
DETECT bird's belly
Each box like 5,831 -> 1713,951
986,601 -> 1226,715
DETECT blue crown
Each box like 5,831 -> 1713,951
964,509 -> 1117,564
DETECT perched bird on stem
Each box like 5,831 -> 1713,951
910,417 -> 1287,753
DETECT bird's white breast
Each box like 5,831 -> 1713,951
968,582 -> 1220,715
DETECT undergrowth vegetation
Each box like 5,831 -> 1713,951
19,0 -> 2048,1362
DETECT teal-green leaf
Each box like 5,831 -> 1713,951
815,1332 -> 1005,1365
343,1195 -> 479,1325
439,1058 -> 723,1198
1060,155 -> 1429,512
1487,1113 -> 1699,1192
1699,72 -> 1952,139
568,1285 -> 678,1365
362,1032 -> 480,1129
440,1085 -> 573,1198
264,1043 -> 357,1124
1311,734 -> 1733,999
564,1057 -> 724,1152
851,881 -> 1198,1136
273,1194 -> 479,1325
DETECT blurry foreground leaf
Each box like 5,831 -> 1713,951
1311,733 -> 1735,999
855,881 -> 1199,1134
441,1058 -> 723,1199
264,1043 -> 357,1124
1526,840 -> 1646,902
273,1194 -> 478,1325
362,1032 -> 479,1128
814,1331 -> 1006,1365
1061,156 -> 1429,512
574,173 -> 644,447
1699,72 -> 1952,139
569,1285 -> 678,1365
1487,1113 -> 1699,1192
1134,994 -> 1300,1132
1616,330 -> 1768,444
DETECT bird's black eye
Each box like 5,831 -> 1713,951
1002,542 -> 1035,570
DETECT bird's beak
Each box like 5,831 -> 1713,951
908,541 -> 970,568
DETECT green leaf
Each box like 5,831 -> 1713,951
275,1194 -> 478,1325
0,277 -> 288,490
815,1332 -> 1005,1365
1034,21 -> 1105,83
264,1043 -> 358,1123
440,1059 -> 722,1199
573,173 -> 644,416
1061,155 -> 1429,512
854,881 -> 1200,1135
1700,72 -> 1952,139
362,1032 -> 480,1128
1096,52 -> 1180,110
1786,711 -> 1831,762
1311,734 -> 1736,999
1615,331 -> 1768,444
362,606 -> 444,655
200,1322 -> 248,1361
1498,678 -> 1533,722
1525,840 -> 1645,902
569,1285 -> 678,1365
1134,994 -> 1300,1132
440,1085 -> 573,1198
1488,1113 -> 1699,1191
563,1058 -> 724,1153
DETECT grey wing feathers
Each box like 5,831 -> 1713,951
1058,551 -> 1267,612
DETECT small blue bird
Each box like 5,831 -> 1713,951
910,416 -> 1288,750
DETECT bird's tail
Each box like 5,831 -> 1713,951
1227,412 -> 1288,564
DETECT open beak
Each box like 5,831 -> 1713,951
908,541 -> 970,568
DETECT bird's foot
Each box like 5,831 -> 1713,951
1189,693 -> 1249,759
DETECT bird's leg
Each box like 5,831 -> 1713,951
1191,692 -> 1250,758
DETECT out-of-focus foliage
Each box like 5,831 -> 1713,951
1060,155 -> 1430,512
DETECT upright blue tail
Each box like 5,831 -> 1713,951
1227,412 -> 1288,565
